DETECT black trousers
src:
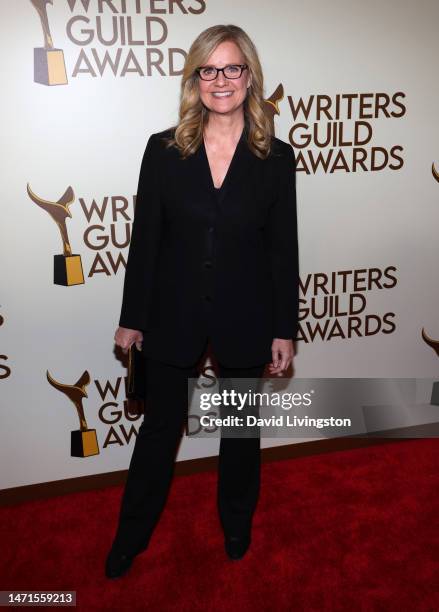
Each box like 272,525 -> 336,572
111,342 -> 266,556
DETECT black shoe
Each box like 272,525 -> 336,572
105,548 -> 136,579
225,534 -> 251,560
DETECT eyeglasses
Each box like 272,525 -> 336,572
196,64 -> 248,81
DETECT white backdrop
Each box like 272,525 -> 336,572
1,0 -> 438,489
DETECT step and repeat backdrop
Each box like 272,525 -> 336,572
1,0 -> 438,489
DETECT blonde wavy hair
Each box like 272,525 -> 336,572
165,24 -> 273,159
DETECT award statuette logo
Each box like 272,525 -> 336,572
264,83 -> 284,132
421,328 -> 439,406
30,0 -> 68,86
47,370 -> 99,457
27,183 -> 84,286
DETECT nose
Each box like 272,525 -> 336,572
215,70 -> 227,85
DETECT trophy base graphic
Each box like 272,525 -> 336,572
71,429 -> 99,458
54,254 -> 84,286
431,382 -> 439,406
34,48 -> 68,86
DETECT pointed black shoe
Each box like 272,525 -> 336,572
225,534 -> 251,560
105,548 -> 135,579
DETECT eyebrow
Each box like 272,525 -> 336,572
200,63 -> 240,68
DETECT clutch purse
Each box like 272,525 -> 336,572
127,344 -> 146,400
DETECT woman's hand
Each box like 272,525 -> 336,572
114,326 -> 143,354
268,338 -> 294,376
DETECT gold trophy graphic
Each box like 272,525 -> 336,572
264,83 -> 284,132
421,328 -> 439,406
47,370 -> 99,457
27,183 -> 85,286
30,0 -> 68,85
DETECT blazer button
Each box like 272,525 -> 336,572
208,226 -> 214,233
202,294 -> 212,302
204,260 -> 212,269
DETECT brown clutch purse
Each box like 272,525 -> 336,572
127,344 -> 146,400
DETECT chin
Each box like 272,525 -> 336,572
203,98 -> 245,114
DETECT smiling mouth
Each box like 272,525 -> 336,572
211,91 -> 233,97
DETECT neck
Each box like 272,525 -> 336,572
203,111 -> 245,143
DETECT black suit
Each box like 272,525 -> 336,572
119,125 -> 299,367
110,125 -> 299,557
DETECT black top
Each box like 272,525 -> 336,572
214,184 -> 223,202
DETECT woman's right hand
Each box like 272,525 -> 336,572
114,326 -> 143,354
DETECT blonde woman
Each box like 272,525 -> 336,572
106,23 -> 299,578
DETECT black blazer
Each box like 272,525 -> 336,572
119,125 -> 299,368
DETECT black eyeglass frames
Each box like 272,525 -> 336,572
195,64 -> 248,81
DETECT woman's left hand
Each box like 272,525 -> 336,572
268,338 -> 294,375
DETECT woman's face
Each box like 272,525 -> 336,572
197,40 -> 251,118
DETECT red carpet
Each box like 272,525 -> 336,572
1,439 -> 438,611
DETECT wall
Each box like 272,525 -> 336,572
1,0 -> 438,489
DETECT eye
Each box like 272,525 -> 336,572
200,66 -> 215,76
226,65 -> 240,73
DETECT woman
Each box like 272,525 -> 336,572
105,24 -> 299,578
